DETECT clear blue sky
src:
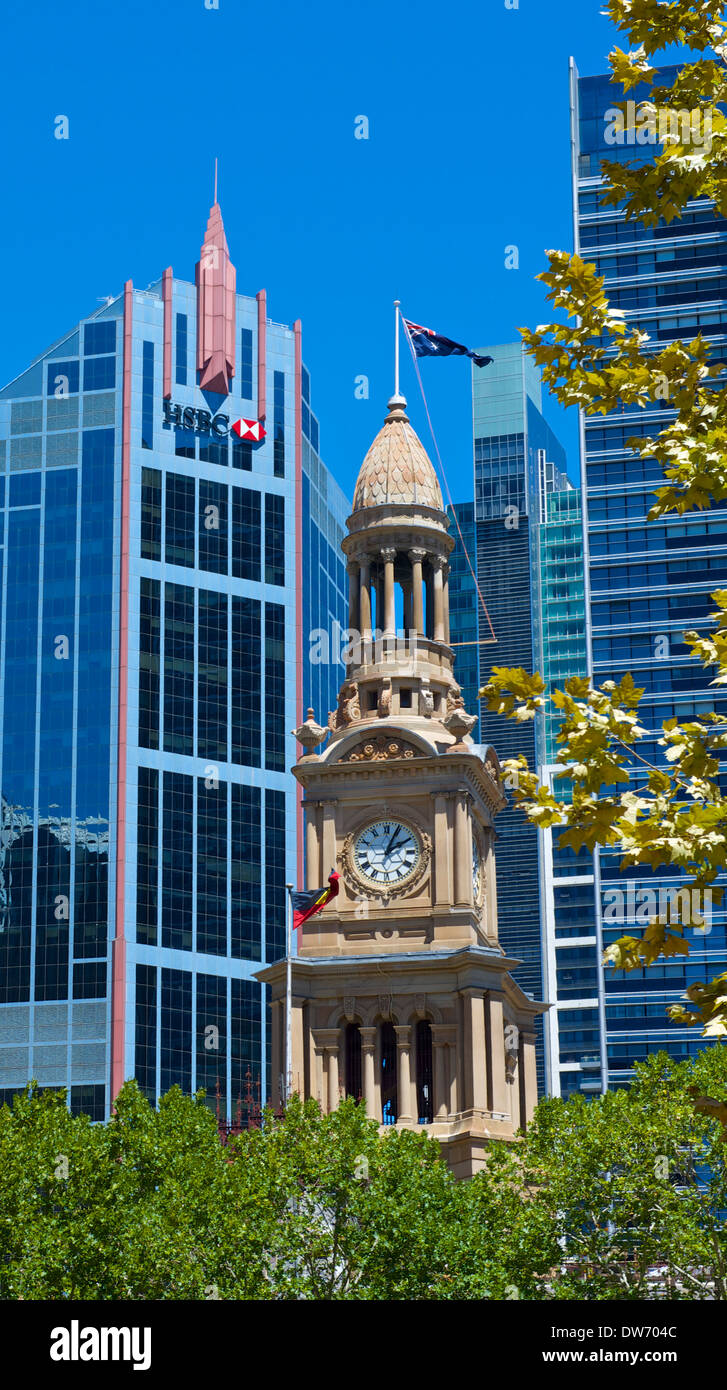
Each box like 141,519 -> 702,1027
1,0 -> 625,502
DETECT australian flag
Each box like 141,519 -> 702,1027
403,319 -> 493,369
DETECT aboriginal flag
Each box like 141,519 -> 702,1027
403,318 -> 493,368
292,871 -> 340,930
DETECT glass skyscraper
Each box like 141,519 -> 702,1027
0,201 -> 348,1121
572,61 -> 727,1084
537,486 -> 604,1098
449,343 -> 571,1091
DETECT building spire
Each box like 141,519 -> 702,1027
195,194 -> 236,395
391,300 -> 406,412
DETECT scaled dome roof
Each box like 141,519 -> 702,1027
352,395 -> 444,512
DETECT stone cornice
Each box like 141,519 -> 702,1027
294,749 -> 506,816
255,945 -> 549,1020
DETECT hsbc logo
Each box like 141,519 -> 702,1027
162,400 -> 266,442
231,417 -> 265,441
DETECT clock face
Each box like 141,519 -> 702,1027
472,837 -> 482,902
353,819 -> 421,888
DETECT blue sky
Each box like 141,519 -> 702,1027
1,0 -> 624,503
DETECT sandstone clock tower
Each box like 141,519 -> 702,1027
258,392 -> 545,1178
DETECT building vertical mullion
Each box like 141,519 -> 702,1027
155,962 -> 161,1107
192,590 -> 198,954
29,471 -> 46,1078
191,967 -> 197,1102
156,769 -> 163,955
0,471 -> 8,940
259,588 -> 267,1098
67,463 -> 82,1101
226,971 -> 232,1126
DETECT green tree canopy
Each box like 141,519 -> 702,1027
1,1055 -> 725,1300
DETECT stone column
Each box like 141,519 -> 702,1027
327,1042 -> 340,1113
453,791 -> 472,907
381,547 -> 396,637
519,1030 -> 538,1127
408,549 -> 426,635
360,1027 -> 377,1120
372,573 -> 382,637
425,566 -> 434,640
483,831 -> 499,942
433,793 -> 453,906
443,563 -> 450,646
432,555 -> 446,643
291,1000 -> 305,1098
508,1039 -> 521,1130
394,1025 -> 413,1124
485,992 -> 509,1117
313,1043 -> 325,1109
447,1041 -> 458,1115
462,988 -> 487,1112
431,1025 -> 449,1119
359,557 -> 372,638
271,1000 -> 282,1110
304,801 -> 320,889
347,560 -> 360,635
402,579 -> 413,634
321,801 -> 337,879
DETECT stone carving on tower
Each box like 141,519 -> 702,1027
261,392 -> 545,1179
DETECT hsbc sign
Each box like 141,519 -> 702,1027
162,400 -> 266,441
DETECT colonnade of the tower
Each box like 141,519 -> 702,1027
269,990 -> 538,1135
345,545 -> 450,645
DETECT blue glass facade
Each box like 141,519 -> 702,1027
0,332 -> 119,1119
449,344 -> 570,1093
0,214 -> 348,1119
572,62 -> 727,1084
538,488 -> 604,1099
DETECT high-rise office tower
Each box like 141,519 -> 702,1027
571,62 -> 727,1084
448,344 -> 571,1091
537,486 -> 604,1098
0,202 -> 348,1121
451,491 -> 605,1098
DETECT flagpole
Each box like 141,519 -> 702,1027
394,300 -> 401,397
285,882 -> 293,1105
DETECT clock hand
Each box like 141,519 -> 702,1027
385,830 -> 404,855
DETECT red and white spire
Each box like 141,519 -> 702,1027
195,170 -> 236,395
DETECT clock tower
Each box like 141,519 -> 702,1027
258,392 -> 545,1178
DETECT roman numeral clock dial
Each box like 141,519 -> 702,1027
352,820 -> 422,890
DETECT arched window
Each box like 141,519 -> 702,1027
380,1022 -> 398,1125
416,1020 -> 433,1124
345,1023 -> 362,1100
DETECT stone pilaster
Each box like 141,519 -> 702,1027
394,1025 -> 413,1124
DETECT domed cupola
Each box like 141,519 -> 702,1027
322,394 -> 475,750
352,395 -> 444,512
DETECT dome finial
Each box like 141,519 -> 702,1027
385,392 -> 408,423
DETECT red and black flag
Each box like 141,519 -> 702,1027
292,871 -> 340,931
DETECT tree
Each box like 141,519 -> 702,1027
1,1059 -> 724,1299
481,0 -> 727,1037
519,1048 -> 727,1299
0,1082 -> 556,1300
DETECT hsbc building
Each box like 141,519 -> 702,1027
0,200 -> 349,1120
